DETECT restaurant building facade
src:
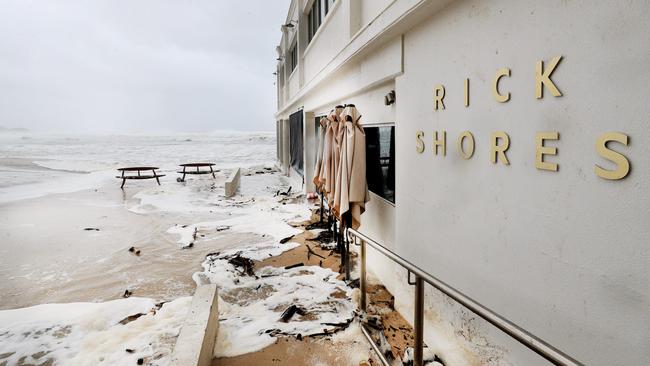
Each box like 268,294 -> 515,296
274,0 -> 649,364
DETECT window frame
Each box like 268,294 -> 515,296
307,0 -> 336,45
363,123 -> 396,206
288,40 -> 298,73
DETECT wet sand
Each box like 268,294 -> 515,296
214,334 -> 375,366
0,171 -> 277,310
215,212 -> 378,366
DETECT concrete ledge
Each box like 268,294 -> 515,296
225,168 -> 240,197
170,284 -> 219,366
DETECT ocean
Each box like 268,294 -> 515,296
0,131 -> 277,202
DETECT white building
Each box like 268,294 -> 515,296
274,1 -> 650,365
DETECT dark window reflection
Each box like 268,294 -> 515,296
364,125 -> 395,203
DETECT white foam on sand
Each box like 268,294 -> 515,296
160,171 -> 312,248
0,297 -> 190,366
165,196 -> 309,248
193,245 -> 355,358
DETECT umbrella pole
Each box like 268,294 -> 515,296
342,213 -> 351,281
319,192 -> 324,224
338,219 -> 344,272
328,209 -> 333,235
345,224 -> 350,281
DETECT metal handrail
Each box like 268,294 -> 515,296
348,228 -> 584,366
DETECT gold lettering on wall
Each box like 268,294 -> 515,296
595,132 -> 630,180
490,131 -> 510,165
416,131 -> 425,153
535,55 -> 563,99
493,68 -> 511,103
457,131 -> 475,159
434,85 -> 446,110
464,78 -> 470,107
433,131 -> 446,156
535,132 -> 560,171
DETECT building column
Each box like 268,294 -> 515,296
345,0 -> 362,38
303,111 -> 316,192
282,119 -> 291,176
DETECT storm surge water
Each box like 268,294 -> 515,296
0,131 -> 276,203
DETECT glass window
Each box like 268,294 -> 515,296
364,125 -> 395,203
288,41 -> 297,73
307,0 -> 334,44
308,11 -> 313,42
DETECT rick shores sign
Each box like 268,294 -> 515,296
416,55 -> 631,181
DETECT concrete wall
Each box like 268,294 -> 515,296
303,0 -> 346,83
395,0 -> 650,365
360,0 -> 394,28
276,0 -> 649,365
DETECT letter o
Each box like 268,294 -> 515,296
457,131 -> 475,160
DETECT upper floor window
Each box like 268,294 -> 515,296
289,41 -> 297,73
308,0 -> 335,44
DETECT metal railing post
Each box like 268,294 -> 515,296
360,238 -> 367,311
414,275 -> 424,366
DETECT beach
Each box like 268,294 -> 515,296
0,131 -> 376,365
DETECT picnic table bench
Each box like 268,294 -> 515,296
116,167 -> 165,189
178,163 -> 217,181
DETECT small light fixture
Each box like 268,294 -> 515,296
384,90 -> 396,105
276,57 -> 283,61
273,72 -> 277,75
283,20 -> 297,28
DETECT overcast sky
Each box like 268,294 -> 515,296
0,0 -> 290,133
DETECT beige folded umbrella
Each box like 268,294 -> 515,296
320,106 -> 343,203
332,104 -> 370,229
312,116 -> 328,190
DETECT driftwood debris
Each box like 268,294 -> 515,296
275,186 -> 292,197
119,312 -> 144,325
226,253 -> 255,276
279,235 -> 294,244
279,304 -> 307,323
306,245 -> 326,260
284,263 -> 304,270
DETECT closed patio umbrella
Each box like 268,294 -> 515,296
320,106 -> 344,204
333,104 -> 369,230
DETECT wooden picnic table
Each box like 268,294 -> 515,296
116,166 -> 165,189
178,162 -> 217,181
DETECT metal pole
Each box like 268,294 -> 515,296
320,193 -> 324,223
360,324 -> 391,366
345,226 -> 350,280
360,239 -> 367,311
414,276 -> 424,366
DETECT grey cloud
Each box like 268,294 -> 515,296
0,0 -> 290,133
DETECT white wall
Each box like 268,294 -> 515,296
395,0 -> 650,365
303,0 -> 346,83
360,0 -> 394,28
